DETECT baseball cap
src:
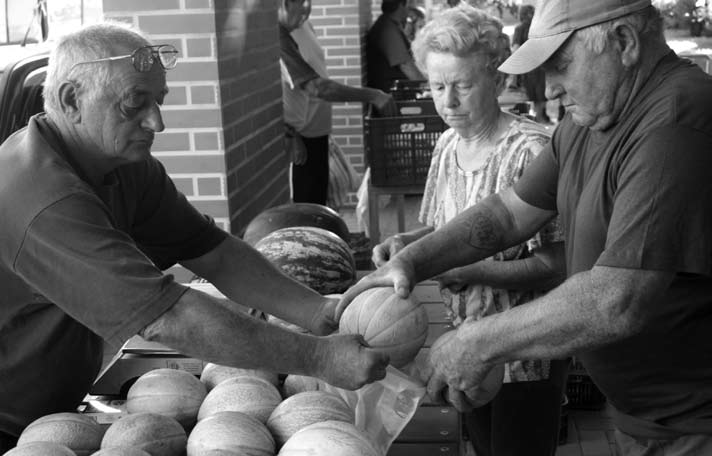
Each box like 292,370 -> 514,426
499,0 -> 651,74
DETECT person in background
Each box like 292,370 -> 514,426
279,0 -> 396,205
366,0 -> 424,92
371,5 -> 567,455
512,4 -> 551,124
0,21 -> 389,452
404,5 -> 426,42
342,0 -> 712,454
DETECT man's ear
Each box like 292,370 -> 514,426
613,22 -> 640,67
57,81 -> 82,123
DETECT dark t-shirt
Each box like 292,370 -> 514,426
366,14 -> 411,92
0,116 -> 227,436
514,53 -> 712,438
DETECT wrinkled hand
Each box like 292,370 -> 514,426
371,234 -> 406,268
335,257 -> 416,320
434,267 -> 468,294
313,333 -> 390,390
422,330 -> 504,412
306,295 -> 340,336
287,135 -> 307,165
372,91 -> 398,117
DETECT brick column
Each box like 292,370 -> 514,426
102,0 -> 289,235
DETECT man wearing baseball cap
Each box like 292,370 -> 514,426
342,1 -> 712,454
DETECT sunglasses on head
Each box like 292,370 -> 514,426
69,44 -> 179,73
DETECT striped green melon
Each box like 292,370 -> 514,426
339,287 -> 428,368
243,203 -> 350,246
266,391 -> 354,447
254,226 -> 356,295
278,420 -> 380,456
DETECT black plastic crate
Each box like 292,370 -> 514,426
395,99 -> 437,116
566,374 -> 607,410
390,79 -> 431,101
365,114 -> 447,187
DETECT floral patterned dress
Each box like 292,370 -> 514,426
419,116 -> 562,382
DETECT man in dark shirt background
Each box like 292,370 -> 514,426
366,0 -> 424,92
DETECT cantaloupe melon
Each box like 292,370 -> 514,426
16,412 -> 103,456
339,287 -> 428,367
429,330 -> 504,408
3,441 -> 77,456
186,411 -> 275,456
197,376 -> 282,423
267,391 -> 354,448
125,368 -> 206,431
91,447 -> 151,456
200,363 -> 279,391
278,420 -> 380,456
100,413 -> 187,456
281,374 -> 321,398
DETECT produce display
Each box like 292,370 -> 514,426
339,287 -> 428,368
16,412 -> 104,456
99,413 -> 187,456
242,203 -> 350,246
125,368 -> 206,430
255,226 -> 356,295
186,411 -> 274,456
277,420 -> 381,456
197,376 -> 282,423
3,442 -> 77,456
199,363 -> 279,391
266,391 -> 354,447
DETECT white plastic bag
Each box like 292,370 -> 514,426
319,366 -> 426,455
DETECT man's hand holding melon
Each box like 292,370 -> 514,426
424,329 -> 504,412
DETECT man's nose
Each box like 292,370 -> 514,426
544,76 -> 563,101
142,102 -> 165,133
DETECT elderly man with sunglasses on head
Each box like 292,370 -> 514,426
0,21 -> 389,451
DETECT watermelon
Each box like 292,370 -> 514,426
243,203 -> 351,246
255,226 -> 356,295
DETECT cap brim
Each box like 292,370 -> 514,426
498,30 -> 574,74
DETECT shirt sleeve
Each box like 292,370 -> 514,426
280,25 -> 320,90
597,125 -> 712,275
15,192 -> 188,347
128,158 -> 228,270
513,140 -> 559,212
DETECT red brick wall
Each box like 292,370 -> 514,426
102,0 -> 289,235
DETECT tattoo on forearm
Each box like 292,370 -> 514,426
467,208 -> 501,251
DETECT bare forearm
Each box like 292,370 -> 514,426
457,267 -> 673,365
307,77 -> 381,104
140,289 -> 320,374
182,238 -> 324,329
447,242 -> 565,291
398,193 -> 532,282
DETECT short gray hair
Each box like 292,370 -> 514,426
576,5 -> 664,55
43,21 -> 150,121
412,4 -> 510,92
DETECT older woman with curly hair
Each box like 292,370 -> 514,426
371,5 -> 568,455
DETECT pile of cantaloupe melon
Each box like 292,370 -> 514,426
6,365 -> 382,456
5,287 -> 434,456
